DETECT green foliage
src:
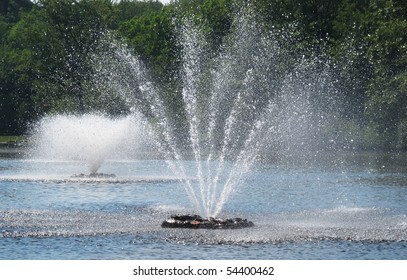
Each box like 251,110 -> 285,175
119,6 -> 176,81
361,0 -> 407,150
1,0 -> 407,151
115,0 -> 163,21
0,136 -> 24,143
0,16 -> 9,40
173,0 -> 234,49
1,0 -> 33,22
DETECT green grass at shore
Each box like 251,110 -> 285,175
0,136 -> 24,143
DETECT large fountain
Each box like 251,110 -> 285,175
28,8 -> 339,223
81,10 -> 340,224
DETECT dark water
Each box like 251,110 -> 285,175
1,152 -> 407,260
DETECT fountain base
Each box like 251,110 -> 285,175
71,173 -> 117,178
161,214 -> 254,229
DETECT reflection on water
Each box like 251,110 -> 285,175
1,206 -> 406,243
1,206 -> 406,260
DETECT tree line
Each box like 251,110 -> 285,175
1,0 -> 406,151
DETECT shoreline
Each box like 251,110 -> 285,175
0,142 -> 26,157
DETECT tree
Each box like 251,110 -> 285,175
39,0 -> 117,113
118,4 -> 176,82
0,0 -> 119,135
114,0 -> 163,22
363,0 -> 407,149
1,0 -> 33,21
0,2 -> 41,135
330,0 -> 372,119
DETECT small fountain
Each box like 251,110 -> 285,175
29,113 -> 151,180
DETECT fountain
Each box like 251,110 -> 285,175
29,113 -> 153,178
88,8 -> 340,228
26,8 -> 339,229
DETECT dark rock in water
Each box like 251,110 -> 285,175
71,173 -> 117,178
161,214 -> 254,229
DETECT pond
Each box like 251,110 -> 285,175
1,150 -> 406,259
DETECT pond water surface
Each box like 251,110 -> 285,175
1,151 -> 407,259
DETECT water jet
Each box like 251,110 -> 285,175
93,13 -> 289,220
29,113 -> 152,177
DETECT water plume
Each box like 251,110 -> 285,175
83,8 -> 340,217
29,113 -> 150,174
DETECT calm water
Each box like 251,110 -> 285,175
1,151 -> 407,259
